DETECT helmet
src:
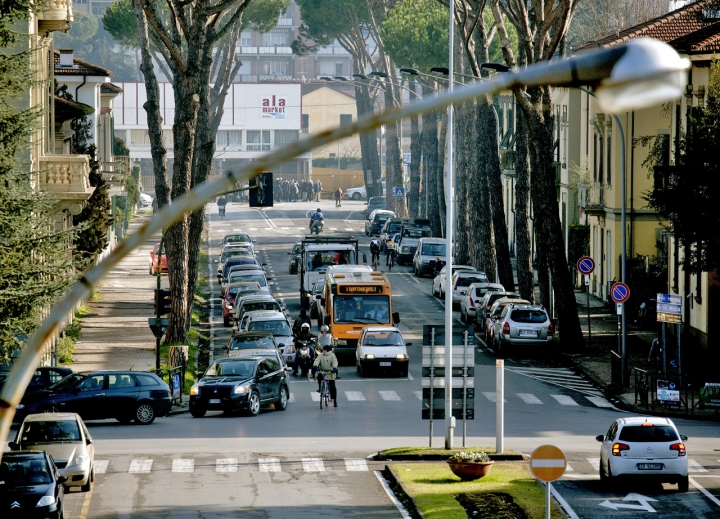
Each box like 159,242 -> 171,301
316,208 -> 322,212
301,322 -> 310,330
321,325 -> 329,333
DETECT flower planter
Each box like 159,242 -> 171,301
447,460 -> 494,481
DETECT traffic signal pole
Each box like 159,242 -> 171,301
156,232 -> 164,371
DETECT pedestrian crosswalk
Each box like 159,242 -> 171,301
506,367 -> 604,397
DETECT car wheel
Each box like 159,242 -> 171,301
134,402 -> 156,425
81,468 -> 93,492
190,406 -> 206,418
352,193 -> 361,200
247,391 -> 261,416
357,360 -> 365,378
606,463 -> 618,490
599,461 -> 607,485
275,386 -> 288,411
678,475 -> 689,492
460,309 -> 466,323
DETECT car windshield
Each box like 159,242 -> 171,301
422,243 -> 446,256
307,250 -> 356,271
313,281 -> 325,295
20,420 -> 81,443
248,319 -> 292,336
224,235 -> 251,245
333,295 -> 390,324
0,457 -> 52,486
227,285 -> 261,299
48,373 -> 84,392
511,310 -> 548,323
221,250 -> 251,263
386,223 -> 401,233
230,336 -> 276,350
363,331 -> 404,346
206,361 -> 255,377
457,276 -> 487,288
375,214 -> 392,223
618,425 -> 679,442
403,228 -> 431,238
229,273 -> 267,286
243,302 -> 279,314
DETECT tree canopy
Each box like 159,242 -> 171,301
381,0 -> 448,71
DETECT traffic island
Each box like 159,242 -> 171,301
385,461 -> 563,519
374,446 -> 524,462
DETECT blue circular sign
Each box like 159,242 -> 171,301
611,282 -> 631,303
577,256 -> 595,274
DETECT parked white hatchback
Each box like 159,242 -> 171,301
596,416 -> 688,491
356,326 -> 410,377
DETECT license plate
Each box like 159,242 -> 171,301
637,463 -> 664,470
208,399 -> 222,404
379,362 -> 391,367
520,330 -> 537,337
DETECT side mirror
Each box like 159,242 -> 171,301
405,342 -> 412,347
7,441 -> 17,450
195,371 -> 204,379
323,315 -> 331,326
595,435 -> 604,442
392,312 -> 400,325
680,435 -> 688,441
57,475 -> 68,484
277,343 -> 285,348
262,263 -> 268,267
257,370 -> 269,378
86,437 -> 92,445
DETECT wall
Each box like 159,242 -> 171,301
311,168 -> 364,193
302,86 -> 360,159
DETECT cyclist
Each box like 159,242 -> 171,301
313,344 -> 339,407
385,237 -> 397,267
369,238 -> 380,268
217,196 -> 227,218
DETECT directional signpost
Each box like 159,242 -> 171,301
530,445 -> 566,519
577,257 -> 595,347
610,282 -> 631,385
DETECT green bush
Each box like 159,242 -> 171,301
57,336 -> 75,364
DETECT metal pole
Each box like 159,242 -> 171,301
496,359 -> 504,454
662,322 -> 667,378
616,113 -> 628,386
677,323 -> 682,388
156,232 -> 164,371
463,330 -> 468,448
586,275 -> 591,347
546,482 -> 551,519
429,328 -> 435,448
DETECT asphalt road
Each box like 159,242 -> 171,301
57,199 -> 720,518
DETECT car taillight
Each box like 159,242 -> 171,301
612,443 -> 630,456
670,442 -> 686,456
503,322 -> 510,335
548,323 -> 554,336
469,298 -> 475,307
454,280 -> 460,289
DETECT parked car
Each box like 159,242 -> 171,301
243,310 -> 295,364
413,238 -> 448,278
596,417 -> 688,491
483,298 -> 530,345
431,264 -> 476,297
459,282 -> 505,323
356,326 -> 410,377
450,271 -> 489,307
492,304 -> 554,352
345,182 -> 386,200
189,356 -> 290,417
0,367 -> 73,395
364,209 -> 395,236
364,196 -> 386,215
16,371 -> 172,425
288,242 -> 302,274
308,279 -> 325,320
397,219 -> 432,266
139,193 -> 153,208
0,451 -> 66,518
9,412 -> 95,492
222,282 -> 262,327
476,291 -> 522,332
149,242 -> 167,275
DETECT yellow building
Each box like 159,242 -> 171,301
302,82 -> 361,160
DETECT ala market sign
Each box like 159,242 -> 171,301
261,95 -> 286,119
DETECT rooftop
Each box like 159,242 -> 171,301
53,50 -> 114,77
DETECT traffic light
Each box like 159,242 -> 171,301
155,289 -> 171,316
249,172 -> 273,208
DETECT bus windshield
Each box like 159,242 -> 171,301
333,295 -> 390,324
307,250 -> 356,271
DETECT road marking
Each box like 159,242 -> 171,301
129,459 -> 153,473
375,470 -> 412,519
585,396 -> 615,408
549,482 -> 581,519
565,463 -> 574,472
345,228 -> 353,231
379,391 -> 401,401
330,227 -> 338,230
94,460 -> 109,474
344,458 -> 369,471
311,392 -> 320,401
586,457 -> 600,471
259,458 -> 281,472
249,227 -> 258,231
302,458 -> 325,472
216,458 -> 238,472
414,391 -> 423,400
345,391 -> 366,401
517,393 -> 543,404
288,392 -> 295,402
482,392 -> 507,403
690,477 -> 720,508
407,373 -> 414,380
172,459 -> 194,473
599,493 -> 657,512
281,227 -> 288,230
689,458 -> 709,472
79,488 -> 93,519
551,394 -> 579,406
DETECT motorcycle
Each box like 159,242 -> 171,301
295,338 -> 315,376
310,218 -> 324,235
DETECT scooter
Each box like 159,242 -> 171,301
310,218 -> 324,235
295,338 -> 315,376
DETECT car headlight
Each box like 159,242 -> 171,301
67,454 -> 90,468
234,384 -> 251,394
396,354 -> 407,360
364,354 -> 375,360
37,496 -> 56,507
190,385 -> 199,395
401,246 -> 409,253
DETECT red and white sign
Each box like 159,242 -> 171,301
530,445 -> 566,482
261,95 -> 286,118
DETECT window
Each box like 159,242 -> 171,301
109,374 -> 136,388
216,130 -> 242,147
510,309 -> 548,323
606,132 -> 612,184
298,57 -> 307,75
274,130 -> 298,146
134,374 -> 161,386
263,33 -> 286,46
130,129 -> 151,147
340,114 -> 352,126
78,375 -> 104,391
334,295 -> 391,324
247,130 -> 270,150
261,60 -> 287,75
302,114 -> 309,131
593,132 -> 597,181
618,425 -> 678,442
248,319 -> 292,336
240,32 -> 252,46
421,243 -> 446,256
114,129 -> 127,142
598,133 -> 604,183
335,62 -> 344,76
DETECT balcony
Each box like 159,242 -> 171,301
583,182 -> 606,216
39,154 -> 94,215
37,0 -> 73,32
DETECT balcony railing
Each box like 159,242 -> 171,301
39,154 -> 94,214
37,0 -> 73,21
584,182 -> 605,214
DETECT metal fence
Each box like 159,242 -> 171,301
633,368 -> 720,415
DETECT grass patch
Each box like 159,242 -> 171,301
393,462 -> 562,519
57,306 -> 92,364
90,289 -> 101,302
381,446 -> 518,457
158,338 -> 200,393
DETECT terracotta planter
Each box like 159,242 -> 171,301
447,460 -> 494,481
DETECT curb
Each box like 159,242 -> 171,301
167,407 -> 189,416
374,451 -> 525,462
385,464 -> 427,519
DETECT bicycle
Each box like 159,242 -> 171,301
386,250 -> 396,272
371,251 -> 380,270
218,205 -> 226,219
317,371 -> 331,409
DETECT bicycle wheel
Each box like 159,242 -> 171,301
320,383 -> 324,409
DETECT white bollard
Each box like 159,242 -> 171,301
496,359 -> 504,454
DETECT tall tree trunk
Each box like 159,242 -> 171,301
471,99 -> 496,275
436,110 -> 448,235
514,108 -> 534,302
408,80 -> 421,219
421,90 -> 442,236
354,78 -> 382,199
454,100 -> 473,266
383,82 -> 407,217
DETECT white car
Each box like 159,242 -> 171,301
597,416 -> 688,491
139,193 -> 153,207
356,326 -> 410,377
432,265 -> 476,298
345,182 -> 386,200
459,282 -> 505,323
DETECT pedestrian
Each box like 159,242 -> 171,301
334,187 -> 343,208
314,180 -> 322,202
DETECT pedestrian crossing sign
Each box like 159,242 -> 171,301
392,187 -> 405,198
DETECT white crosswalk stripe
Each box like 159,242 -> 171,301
379,391 -> 401,401
565,463 -> 574,472
94,460 -> 109,474
172,459 -> 194,473
344,458 -> 368,471
689,459 -> 709,472
216,458 -> 238,472
507,367 -> 603,397
129,460 -> 153,474
586,457 -> 600,471
311,392 -> 320,402
585,396 -> 615,408
259,458 -> 281,472
551,395 -> 579,406
345,391 -> 365,401
288,393 -> 295,402
302,458 -> 325,472
517,393 -> 543,404
413,391 -> 423,400
482,392 -> 507,403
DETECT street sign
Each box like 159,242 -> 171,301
148,317 -> 169,338
530,445 -> 566,482
392,187 -> 405,199
577,256 -> 595,274
610,282 -> 630,303
657,293 -> 682,323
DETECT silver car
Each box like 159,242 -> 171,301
459,282 -> 505,323
492,304 -> 554,352
431,265 -> 475,298
450,271 -> 489,307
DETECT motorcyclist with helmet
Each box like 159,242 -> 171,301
292,322 -> 316,376
309,208 -> 324,233
292,308 -> 312,334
